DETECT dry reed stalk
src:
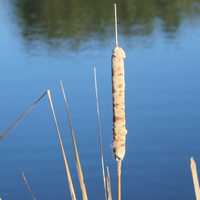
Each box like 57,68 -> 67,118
47,90 -> 77,200
60,81 -> 88,200
191,157 -> 200,200
106,167 -> 113,200
93,67 -> 108,200
0,91 -> 47,140
21,172 -> 37,200
112,4 -> 127,200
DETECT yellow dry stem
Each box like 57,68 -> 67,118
47,90 -> 77,200
112,46 -> 127,161
191,157 -> 200,200
60,81 -> 88,200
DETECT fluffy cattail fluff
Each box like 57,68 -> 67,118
112,46 -> 127,161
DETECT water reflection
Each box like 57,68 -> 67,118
11,0 -> 200,48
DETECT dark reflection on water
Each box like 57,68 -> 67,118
12,0 -> 200,49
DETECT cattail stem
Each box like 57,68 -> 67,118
47,90 -> 77,200
117,161 -> 122,200
114,3 -> 119,47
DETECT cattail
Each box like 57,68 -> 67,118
112,4 -> 127,200
112,45 -> 127,161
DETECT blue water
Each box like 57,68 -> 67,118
1,1 -> 200,199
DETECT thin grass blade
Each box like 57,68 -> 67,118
21,172 -> 37,200
93,66 -> 107,200
60,81 -> 88,200
0,91 -> 47,140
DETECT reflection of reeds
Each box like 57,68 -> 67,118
60,81 -> 88,200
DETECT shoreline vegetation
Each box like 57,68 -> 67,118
12,0 -> 200,49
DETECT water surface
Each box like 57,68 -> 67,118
1,0 -> 200,199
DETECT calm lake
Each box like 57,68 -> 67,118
1,0 -> 200,199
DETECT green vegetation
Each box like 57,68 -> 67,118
13,0 -> 200,48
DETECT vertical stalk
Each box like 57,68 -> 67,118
106,166 -> 113,200
47,90 -> 76,200
114,3 -> 119,47
117,161 -> 122,200
93,67 -> 108,200
60,81 -> 88,200
191,157 -> 200,200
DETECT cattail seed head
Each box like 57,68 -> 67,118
112,46 -> 127,161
